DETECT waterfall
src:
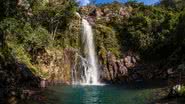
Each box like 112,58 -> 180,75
81,19 -> 99,85
72,18 -> 102,85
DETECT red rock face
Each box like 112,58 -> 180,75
98,51 -> 170,84
99,51 -> 139,83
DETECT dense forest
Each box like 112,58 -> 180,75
1,0 -> 185,104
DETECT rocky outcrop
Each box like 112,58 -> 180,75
36,48 -> 77,85
99,51 -> 170,84
0,47 -> 78,103
0,56 -> 41,104
99,52 -> 138,83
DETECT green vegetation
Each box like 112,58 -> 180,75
178,86 -> 185,96
91,1 -> 185,64
160,0 -> 185,10
0,0 -> 185,76
0,0 -> 78,76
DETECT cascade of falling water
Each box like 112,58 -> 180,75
71,13 -> 102,85
81,19 -> 100,85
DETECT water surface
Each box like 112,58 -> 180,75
36,85 -> 157,104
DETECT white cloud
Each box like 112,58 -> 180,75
76,0 -> 90,6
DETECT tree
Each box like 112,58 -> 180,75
160,0 -> 185,10
0,0 -> 17,19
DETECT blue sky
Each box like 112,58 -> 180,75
77,0 -> 160,6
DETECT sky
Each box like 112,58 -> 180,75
77,0 -> 160,6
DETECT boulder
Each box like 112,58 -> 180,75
124,56 -> 134,68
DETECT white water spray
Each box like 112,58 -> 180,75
81,19 -> 99,85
